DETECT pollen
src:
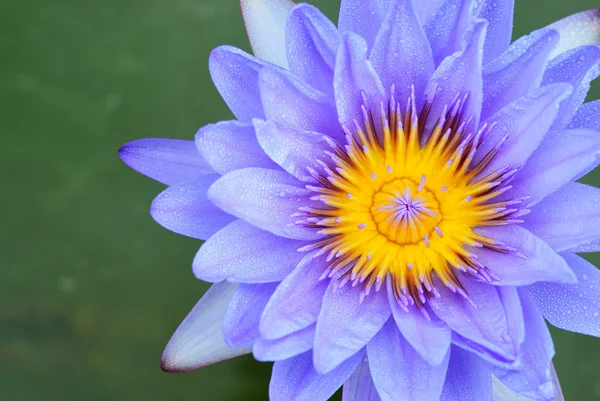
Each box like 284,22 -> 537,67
298,87 -> 528,308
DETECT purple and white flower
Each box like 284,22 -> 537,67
119,1 -> 600,400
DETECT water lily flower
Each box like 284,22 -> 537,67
119,1 -> 600,400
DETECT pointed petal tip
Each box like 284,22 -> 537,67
160,343 -> 251,374
118,138 -> 214,185
548,8 -> 600,58
157,282 -> 251,374
240,0 -> 294,67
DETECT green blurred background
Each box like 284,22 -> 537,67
2,0 -> 600,400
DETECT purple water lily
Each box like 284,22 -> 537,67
119,1 -> 600,400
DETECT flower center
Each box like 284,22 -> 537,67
371,178 -> 441,245
298,89 -> 525,307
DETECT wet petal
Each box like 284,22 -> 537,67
240,0 -> 293,67
371,0 -> 434,106
161,282 -> 249,372
430,279 -> 519,365
569,99 -> 600,130
476,83 -> 573,176
473,225 -> 576,286
387,279 -> 451,366
314,281 -> 390,374
258,67 -> 340,138
440,346 -> 492,401
368,319 -> 450,401
254,120 -> 332,182
425,0 -> 477,66
207,168 -> 321,241
528,251 -> 600,338
547,9 -> 600,59
209,46 -> 267,122
337,0 -> 393,48
478,0 -> 514,62
542,45 -> 600,131
334,33 -> 386,131
119,138 -> 213,185
260,254 -> 329,339
342,358 -> 381,401
486,290 -> 557,401
286,4 -> 340,96
253,324 -> 315,362
413,0 -> 444,25
196,121 -> 278,175
482,28 -> 559,120
571,238 -> 600,253
524,183 -> 600,252
193,220 -> 305,283
425,20 -> 487,131
150,174 -> 236,240
506,128 -> 600,206
223,283 -> 278,347
492,370 -> 564,401
270,350 -> 364,401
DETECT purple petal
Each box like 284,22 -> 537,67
337,0 -> 393,48
524,183 -> 600,252
477,0 -> 514,63
571,238 -> 600,253
473,226 -> 576,286
528,251 -> 600,337
240,0 -> 292,67
209,46 -> 267,122
506,128 -> 600,206
569,99 -> 600,130
492,371 -> 564,401
499,286 -> 526,345
260,254 -> 329,339
387,279 -> 451,366
542,45 -> 600,131
313,281 -> 391,374
195,121 -> 278,175
475,83 -> 573,176
223,283 -> 278,347
367,319 -> 450,401
486,290 -> 557,401
258,67 -> 340,137
150,174 -> 236,240
482,28 -> 559,120
430,279 -> 519,365
269,350 -> 364,401
254,119 -> 331,182
253,324 -> 316,362
547,9 -> 600,59
440,346 -> 492,401
286,4 -> 340,96
370,0 -> 434,106
425,20 -> 487,132
424,0 -> 477,66
161,282 -> 249,372
413,0 -> 444,26
193,220 -> 305,284
119,138 -> 213,185
334,32 -> 386,131
342,359 -> 381,401
207,168 -> 321,241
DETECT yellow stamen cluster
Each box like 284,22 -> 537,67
302,93 -> 523,306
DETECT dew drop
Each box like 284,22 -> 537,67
583,273 -> 589,281
538,381 -> 555,399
